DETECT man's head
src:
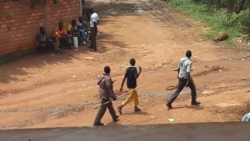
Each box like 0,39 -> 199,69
79,16 -> 83,23
71,20 -> 76,26
130,58 -> 136,66
89,8 -> 94,14
104,66 -> 111,74
40,27 -> 45,34
186,50 -> 192,58
59,22 -> 63,29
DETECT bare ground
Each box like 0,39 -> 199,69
0,0 -> 250,129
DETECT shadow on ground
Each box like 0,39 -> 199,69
0,1 -> 140,84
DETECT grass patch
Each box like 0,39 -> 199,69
168,0 -> 250,43
0,50 -> 34,66
0,58 -> 15,66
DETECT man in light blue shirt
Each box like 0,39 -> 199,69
167,50 -> 200,109
242,113 -> 250,122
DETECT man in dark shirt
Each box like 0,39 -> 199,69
93,66 -> 119,126
118,58 -> 142,114
37,27 -> 64,54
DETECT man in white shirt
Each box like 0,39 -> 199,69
92,12 -> 99,25
167,50 -> 200,109
89,9 -> 98,51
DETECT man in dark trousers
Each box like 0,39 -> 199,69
167,50 -> 200,109
88,8 -> 98,51
94,66 -> 119,126
118,58 -> 142,114
37,27 -> 64,54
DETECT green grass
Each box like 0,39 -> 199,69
0,51 -> 33,66
168,0 -> 250,42
0,58 -> 14,66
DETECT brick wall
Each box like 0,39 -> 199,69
0,0 -> 80,55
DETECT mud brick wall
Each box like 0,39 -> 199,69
0,0 -> 80,55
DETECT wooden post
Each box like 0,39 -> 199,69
80,0 -> 83,16
44,0 -> 48,31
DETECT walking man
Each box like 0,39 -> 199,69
167,50 -> 200,109
88,8 -> 98,51
94,66 -> 119,126
118,58 -> 142,114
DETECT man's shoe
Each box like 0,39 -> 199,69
83,41 -> 86,45
191,101 -> 201,105
113,116 -> 119,122
134,108 -> 141,112
94,122 -> 104,126
166,103 -> 173,109
118,106 -> 123,115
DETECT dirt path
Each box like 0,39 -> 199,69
0,0 -> 250,129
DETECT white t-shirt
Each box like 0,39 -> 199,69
93,13 -> 99,21
90,13 -> 99,27
178,57 -> 192,79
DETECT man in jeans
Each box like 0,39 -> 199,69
77,16 -> 88,45
94,66 -> 119,126
167,50 -> 200,109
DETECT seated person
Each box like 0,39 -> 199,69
68,20 -> 80,49
77,16 -> 88,45
54,22 -> 72,48
68,20 -> 79,37
37,27 -> 64,54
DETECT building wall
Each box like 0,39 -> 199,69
0,0 -> 80,55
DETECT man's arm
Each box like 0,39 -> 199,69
55,32 -> 62,38
63,28 -> 67,35
120,76 -> 126,92
135,66 -> 142,79
72,26 -> 79,33
106,79 -> 116,100
177,60 -> 181,78
83,21 -> 88,29
54,28 -> 62,38
177,68 -> 180,77
120,69 -> 128,91
37,35 -> 46,44
67,25 -> 72,34
185,62 -> 192,87
94,22 -> 98,34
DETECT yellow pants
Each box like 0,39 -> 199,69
122,89 -> 139,106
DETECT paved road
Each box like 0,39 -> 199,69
0,122 -> 249,141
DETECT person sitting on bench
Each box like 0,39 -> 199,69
54,22 -> 72,49
77,16 -> 88,45
37,27 -> 64,54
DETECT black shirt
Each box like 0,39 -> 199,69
125,67 -> 138,89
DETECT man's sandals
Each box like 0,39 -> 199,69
56,50 -> 65,54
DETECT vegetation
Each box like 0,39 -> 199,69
167,0 -> 250,41
1,0 -> 59,17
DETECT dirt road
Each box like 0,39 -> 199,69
0,0 -> 250,129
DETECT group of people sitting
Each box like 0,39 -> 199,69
36,9 -> 99,54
